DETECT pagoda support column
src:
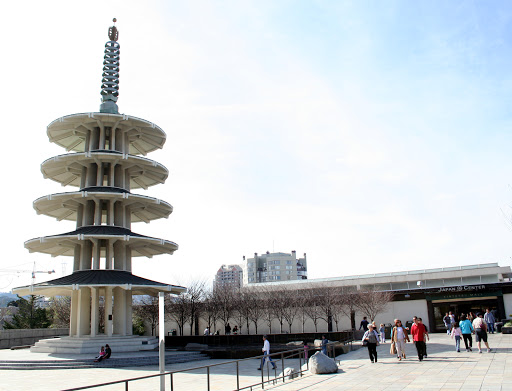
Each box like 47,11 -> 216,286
91,287 -> 99,337
106,240 -> 113,269
105,287 -> 113,337
76,287 -> 91,337
73,245 -> 80,272
70,290 -> 79,336
113,287 -> 126,335
92,239 -> 100,269
80,241 -> 92,270
125,290 -> 133,335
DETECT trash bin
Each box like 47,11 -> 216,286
384,324 -> 393,339
405,320 -> 414,329
496,322 -> 503,333
171,329 -> 177,336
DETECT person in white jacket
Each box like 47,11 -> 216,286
258,335 -> 277,370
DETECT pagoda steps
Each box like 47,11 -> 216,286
0,351 -> 209,370
30,335 -> 159,354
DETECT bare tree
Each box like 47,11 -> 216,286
201,289 -> 220,333
48,296 -> 71,328
295,289 -> 310,332
281,288 -> 300,333
233,287 -> 253,334
264,285 -> 291,333
315,284 -> 340,332
133,295 -> 159,336
260,286 -> 276,334
247,288 -> 264,334
214,286 -> 235,334
166,293 -> 188,336
330,286 -> 345,331
339,290 -> 360,329
303,287 -> 322,332
355,289 -> 394,322
185,281 -> 206,335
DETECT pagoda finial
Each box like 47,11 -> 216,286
109,18 -> 118,42
100,18 -> 120,114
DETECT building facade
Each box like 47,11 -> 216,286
168,262 -> 512,335
213,264 -> 243,289
243,251 -> 308,284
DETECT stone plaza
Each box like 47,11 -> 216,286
0,333 -> 510,390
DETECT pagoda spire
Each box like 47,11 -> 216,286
100,18 -> 120,114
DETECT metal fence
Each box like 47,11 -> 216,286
63,334 -> 354,391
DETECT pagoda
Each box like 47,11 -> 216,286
13,20 -> 185,353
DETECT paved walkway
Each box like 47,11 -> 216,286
0,333 -> 510,391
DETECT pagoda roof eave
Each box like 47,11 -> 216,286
47,112 -> 167,155
12,270 -> 186,297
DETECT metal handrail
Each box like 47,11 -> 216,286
63,333 -> 354,391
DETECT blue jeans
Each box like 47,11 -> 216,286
488,323 -> 495,333
260,353 -> 276,369
454,335 -> 460,351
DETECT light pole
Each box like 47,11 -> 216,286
159,292 -> 165,391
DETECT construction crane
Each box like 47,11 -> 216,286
14,262 -> 55,286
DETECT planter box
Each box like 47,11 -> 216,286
501,326 -> 512,334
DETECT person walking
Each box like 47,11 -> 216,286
391,319 -> 410,361
484,309 -> 495,334
359,317 -> 369,331
459,314 -> 474,352
443,313 -> 451,335
258,335 -> 277,370
420,318 -> 429,358
451,322 -> 462,352
362,324 -> 380,363
321,335 -> 328,355
410,318 -> 429,361
473,313 -> 491,353
379,323 -> 386,343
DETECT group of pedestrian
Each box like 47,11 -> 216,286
204,323 -> 240,336
363,316 -> 429,363
449,311 -> 492,353
359,317 -> 386,343
362,308 -> 497,364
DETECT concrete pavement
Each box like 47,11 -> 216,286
0,333 -> 509,391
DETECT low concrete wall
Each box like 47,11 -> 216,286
0,328 -> 69,349
165,331 -> 354,348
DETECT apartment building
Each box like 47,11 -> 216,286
243,250 -> 308,284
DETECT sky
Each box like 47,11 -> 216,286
1,0 -> 512,292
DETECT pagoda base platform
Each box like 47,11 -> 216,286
30,335 -> 159,354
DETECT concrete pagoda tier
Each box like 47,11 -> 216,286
13,20 -> 185,353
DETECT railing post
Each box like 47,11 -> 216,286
236,361 -> 240,390
125,380 -> 128,391
299,349 -> 302,378
261,357 -> 265,389
281,352 -> 285,383
207,366 -> 210,391
170,373 -> 173,391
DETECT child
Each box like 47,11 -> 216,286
450,321 -> 462,352
379,324 -> 386,343
94,346 -> 106,362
